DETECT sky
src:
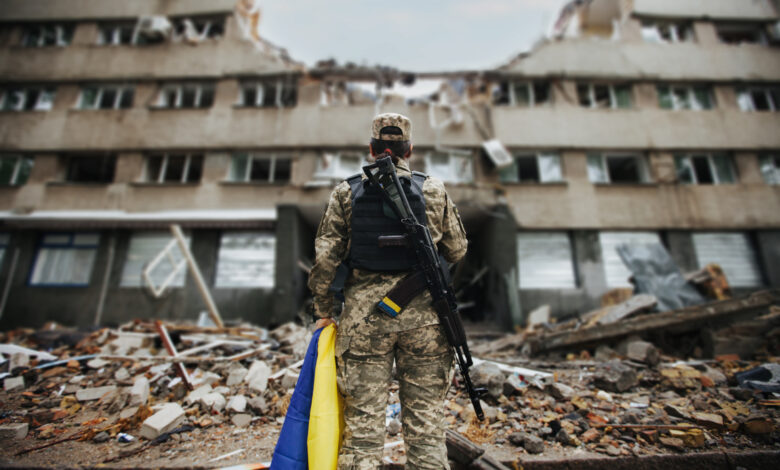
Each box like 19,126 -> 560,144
258,0 -> 570,72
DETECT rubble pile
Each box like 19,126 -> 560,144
0,320 -> 313,464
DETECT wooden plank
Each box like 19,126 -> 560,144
530,290 -> 779,354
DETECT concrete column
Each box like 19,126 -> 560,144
634,83 -> 658,109
72,23 -> 97,46
28,154 -> 62,183
54,85 -> 80,111
135,83 -> 158,108
756,231 -> 780,288
202,152 -> 230,182
476,205 -> 520,328
273,205 -> 313,326
693,22 -> 720,46
666,231 -> 699,272
572,230 -> 607,311
714,85 -> 739,111
114,153 -> 145,183
620,18 -> 644,43
553,80 -> 580,109
216,79 -> 239,107
650,152 -> 677,184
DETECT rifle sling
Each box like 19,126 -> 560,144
376,271 -> 428,317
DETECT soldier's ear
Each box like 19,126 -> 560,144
405,143 -> 414,159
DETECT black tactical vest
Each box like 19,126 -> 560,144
346,171 -> 428,272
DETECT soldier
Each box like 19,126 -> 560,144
308,113 -> 468,469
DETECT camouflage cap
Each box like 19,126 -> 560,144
371,113 -> 411,142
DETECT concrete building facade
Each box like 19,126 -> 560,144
0,0 -> 778,329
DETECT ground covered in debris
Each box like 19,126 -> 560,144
1,304 -> 779,469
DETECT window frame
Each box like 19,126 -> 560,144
587,153 -> 650,184
313,151 -> 368,181
155,83 -> 215,109
0,87 -> 56,112
96,22 -> 137,46
21,23 -> 74,47
238,79 -> 297,108
423,151 -> 475,184
144,153 -> 203,184
497,80 -> 551,107
120,231 -> 191,288
736,86 -> 779,112
577,82 -> 632,109
78,85 -> 134,110
500,151 -> 563,184
640,20 -> 694,43
759,154 -> 780,185
657,84 -> 714,111
29,232 -> 100,287
229,153 -> 292,184
0,154 -> 34,186
674,153 -> 736,185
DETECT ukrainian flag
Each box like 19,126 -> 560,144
270,324 -> 343,470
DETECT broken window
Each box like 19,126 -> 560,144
692,232 -> 763,287
21,23 -> 74,47
64,155 -> 116,183
0,155 -> 33,186
215,232 -> 275,288
239,79 -> 297,108
657,85 -> 714,110
229,153 -> 292,183
145,154 -> 203,183
759,154 -> 780,185
600,232 -> 661,288
736,86 -> 779,112
78,85 -> 134,110
120,231 -> 190,287
500,152 -> 562,183
172,16 -> 226,42
587,154 -> 649,184
314,152 -> 366,180
0,87 -> 56,111
320,81 -> 379,106
577,83 -> 632,109
97,22 -> 136,45
517,232 -> 576,289
494,81 -> 551,107
156,83 -> 215,109
30,233 -> 99,286
674,154 -> 735,185
641,21 -> 694,43
716,23 -> 768,45
424,152 -> 474,184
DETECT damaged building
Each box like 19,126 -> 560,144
0,0 -> 778,330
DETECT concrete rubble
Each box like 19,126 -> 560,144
0,294 -> 777,467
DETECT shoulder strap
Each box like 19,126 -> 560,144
346,173 -> 364,198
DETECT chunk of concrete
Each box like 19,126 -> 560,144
625,340 -> 660,366
592,361 -> 638,393
184,385 -> 213,406
0,423 -> 28,440
280,370 -> 300,390
227,366 -> 248,387
130,376 -> 150,406
527,305 -> 550,327
226,395 -> 247,414
245,361 -> 271,393
140,403 -> 185,440
76,386 -> 117,402
114,367 -> 130,381
86,358 -> 109,369
200,392 -> 226,412
231,413 -> 252,428
9,353 -> 29,371
247,396 -> 269,415
471,362 -> 505,399
548,382 -> 575,400
3,376 -> 25,392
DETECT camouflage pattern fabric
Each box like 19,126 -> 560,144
371,112 -> 412,141
335,324 -> 454,470
308,158 -> 468,337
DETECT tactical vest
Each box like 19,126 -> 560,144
346,171 -> 428,272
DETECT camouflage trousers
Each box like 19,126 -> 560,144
335,324 -> 454,470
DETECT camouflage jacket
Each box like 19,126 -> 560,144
308,158 -> 468,336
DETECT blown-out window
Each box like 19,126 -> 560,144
314,152 -> 366,180
759,154 -> 780,185
229,153 -> 291,183
156,83 -> 215,109
78,85 -> 134,110
215,233 -> 275,288
736,86 -> 780,112
674,154 -> 735,185
424,152 -> 474,184
692,233 -> 763,287
239,79 -> 297,108
494,81 -> 551,107
30,233 -> 99,286
0,155 -> 33,186
641,21 -> 694,43
145,154 -> 203,183
657,85 -> 714,110
0,87 -> 56,111
577,83 -> 632,109
500,152 -> 562,183
587,153 -> 650,184
21,23 -> 74,47
64,155 -> 116,183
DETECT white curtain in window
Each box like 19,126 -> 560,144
517,232 -> 576,289
31,248 -> 96,285
215,233 -> 275,288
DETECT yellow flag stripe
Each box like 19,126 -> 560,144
381,297 -> 401,313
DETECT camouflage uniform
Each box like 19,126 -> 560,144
308,114 -> 468,470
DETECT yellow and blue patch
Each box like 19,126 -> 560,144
377,296 -> 401,317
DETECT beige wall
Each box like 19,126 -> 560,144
0,0 -> 236,21
0,17 -> 298,81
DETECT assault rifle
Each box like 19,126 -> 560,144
364,156 -> 486,421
